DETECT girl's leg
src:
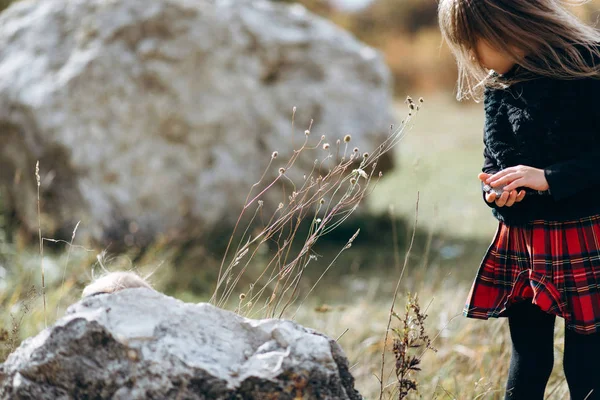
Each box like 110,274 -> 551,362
504,300 -> 556,399
564,327 -> 600,400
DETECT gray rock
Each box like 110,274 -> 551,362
0,0 -> 395,246
0,288 -> 363,399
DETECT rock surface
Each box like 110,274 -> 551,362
0,0 -> 395,246
0,288 -> 363,399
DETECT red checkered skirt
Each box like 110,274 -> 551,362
464,214 -> 600,335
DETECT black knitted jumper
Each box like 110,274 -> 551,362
480,43 -> 600,226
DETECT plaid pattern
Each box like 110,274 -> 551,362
464,214 -> 600,335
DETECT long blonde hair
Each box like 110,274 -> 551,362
438,0 -> 600,102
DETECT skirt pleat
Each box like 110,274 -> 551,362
464,214 -> 600,335
564,218 -> 600,332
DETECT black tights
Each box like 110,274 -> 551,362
505,300 -> 600,399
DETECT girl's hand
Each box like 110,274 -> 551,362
484,165 -> 550,192
479,172 -> 526,207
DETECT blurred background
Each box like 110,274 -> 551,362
0,0 -> 598,398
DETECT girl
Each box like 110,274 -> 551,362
438,1 -> 600,399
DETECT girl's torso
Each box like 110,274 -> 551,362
486,73 -> 599,170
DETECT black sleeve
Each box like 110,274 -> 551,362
543,74 -> 600,202
544,148 -> 600,201
480,86 -> 505,209
480,83 -> 537,209
482,143 -> 498,174
481,144 -> 501,208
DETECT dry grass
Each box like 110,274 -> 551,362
0,208 -> 571,399
288,275 -> 569,399
209,98 -> 424,320
0,96 -> 432,399
0,95 -> 573,399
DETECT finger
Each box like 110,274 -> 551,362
515,190 -> 526,202
479,172 -> 492,182
485,191 -> 497,203
490,172 -> 521,187
495,190 -> 509,207
486,171 -> 507,183
486,168 -> 515,183
479,172 -> 496,183
496,191 -> 509,207
505,190 -> 518,207
504,191 -> 514,207
504,178 -> 526,192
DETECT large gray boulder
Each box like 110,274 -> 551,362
0,0 -> 395,246
0,288 -> 363,399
